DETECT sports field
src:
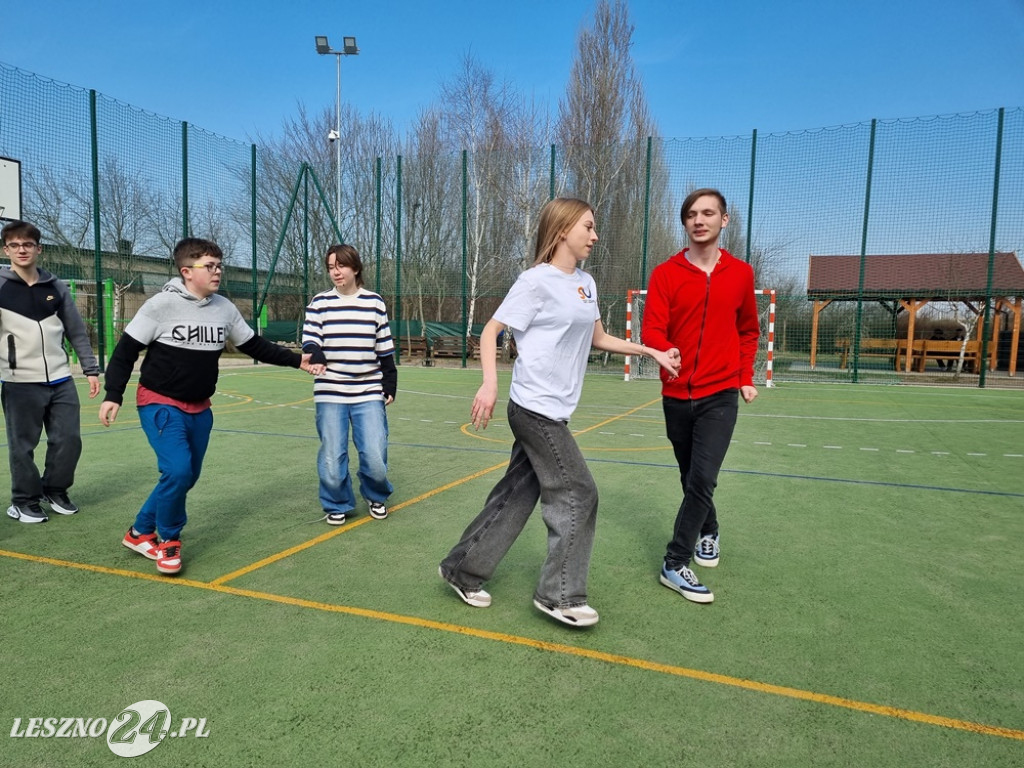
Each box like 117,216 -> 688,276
3,364 -> 1023,767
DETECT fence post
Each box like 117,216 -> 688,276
302,169 -> 310,311
181,122 -> 189,238
980,107 -> 1005,388
251,144 -> 258,333
461,149 -> 469,367
375,156 -> 382,294
395,155 -> 403,362
89,89 -> 106,369
746,128 -> 757,263
549,144 -> 556,201
640,136 -> 652,285
853,118 -> 878,383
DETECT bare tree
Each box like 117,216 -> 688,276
437,54 -> 524,334
557,0 -> 662,343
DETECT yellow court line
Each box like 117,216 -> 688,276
211,399 -> 662,585
460,397 -> 662,442
208,460 -> 512,586
3,547 -> 1021,743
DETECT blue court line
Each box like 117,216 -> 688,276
68,430 -> 1024,501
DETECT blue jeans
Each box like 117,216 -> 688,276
663,389 -> 739,568
1,379 -> 83,505
315,400 -> 393,514
440,400 -> 598,609
135,405 -> 213,541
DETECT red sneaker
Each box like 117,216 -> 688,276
155,540 -> 182,575
122,528 -> 159,560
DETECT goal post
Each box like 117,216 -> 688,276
625,288 -> 776,387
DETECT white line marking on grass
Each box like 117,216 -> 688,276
754,441 -> 772,445
629,433 -> 646,437
787,443 -> 807,448
967,453 -> 987,456
747,414 -> 1024,425
931,452 -> 951,456
896,450 -> 915,454
823,445 -> 843,449
859,447 -> 879,452
1005,454 -> 1024,458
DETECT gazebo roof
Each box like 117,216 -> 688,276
807,253 -> 1024,299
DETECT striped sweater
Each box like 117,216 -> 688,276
301,287 -> 395,404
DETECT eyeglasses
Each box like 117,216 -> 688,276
3,241 -> 39,251
189,263 -> 224,274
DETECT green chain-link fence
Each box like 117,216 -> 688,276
2,62 -> 1022,387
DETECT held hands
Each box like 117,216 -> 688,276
300,353 -> 326,376
470,382 -> 498,431
651,347 -> 681,380
740,385 -> 759,404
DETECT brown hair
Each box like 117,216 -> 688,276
680,188 -> 727,225
532,198 -> 594,266
173,238 -> 223,272
325,243 -> 364,287
1,220 -> 42,245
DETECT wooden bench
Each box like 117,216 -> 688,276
431,335 -> 465,358
837,338 -> 900,369
896,339 -> 925,371
398,335 -> 429,357
922,339 -> 980,372
468,335 -> 502,360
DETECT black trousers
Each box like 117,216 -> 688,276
1,379 -> 83,506
662,389 -> 739,568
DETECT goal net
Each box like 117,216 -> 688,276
625,289 -> 776,386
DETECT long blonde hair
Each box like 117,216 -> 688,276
532,197 -> 594,266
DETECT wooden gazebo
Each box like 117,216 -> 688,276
807,253 -> 1024,375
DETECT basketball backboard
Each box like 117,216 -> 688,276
0,157 -> 23,222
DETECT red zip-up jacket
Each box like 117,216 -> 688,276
642,248 -> 760,401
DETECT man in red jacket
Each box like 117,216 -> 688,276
642,188 -> 760,604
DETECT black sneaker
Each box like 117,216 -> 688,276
368,501 -> 388,520
326,513 -> 347,526
7,503 -> 49,524
43,492 -> 79,516
693,534 -> 719,568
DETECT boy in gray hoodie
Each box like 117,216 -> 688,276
99,237 -> 314,575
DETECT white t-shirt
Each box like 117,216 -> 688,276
495,263 -> 600,421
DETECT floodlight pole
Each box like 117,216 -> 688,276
315,35 -> 359,230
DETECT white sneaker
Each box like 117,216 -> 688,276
439,566 -> 491,608
533,599 -> 599,627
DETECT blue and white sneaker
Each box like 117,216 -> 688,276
660,563 -> 714,603
694,534 -> 720,568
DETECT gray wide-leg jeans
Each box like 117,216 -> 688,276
440,400 -> 598,608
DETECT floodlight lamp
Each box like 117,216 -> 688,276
315,36 -> 331,55
342,37 -> 359,55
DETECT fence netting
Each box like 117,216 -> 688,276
2,62 -> 1022,386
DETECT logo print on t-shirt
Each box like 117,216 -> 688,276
577,286 -> 592,301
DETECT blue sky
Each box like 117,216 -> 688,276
3,0 -> 1024,142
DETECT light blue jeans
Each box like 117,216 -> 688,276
315,399 -> 393,514
135,404 -> 213,541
